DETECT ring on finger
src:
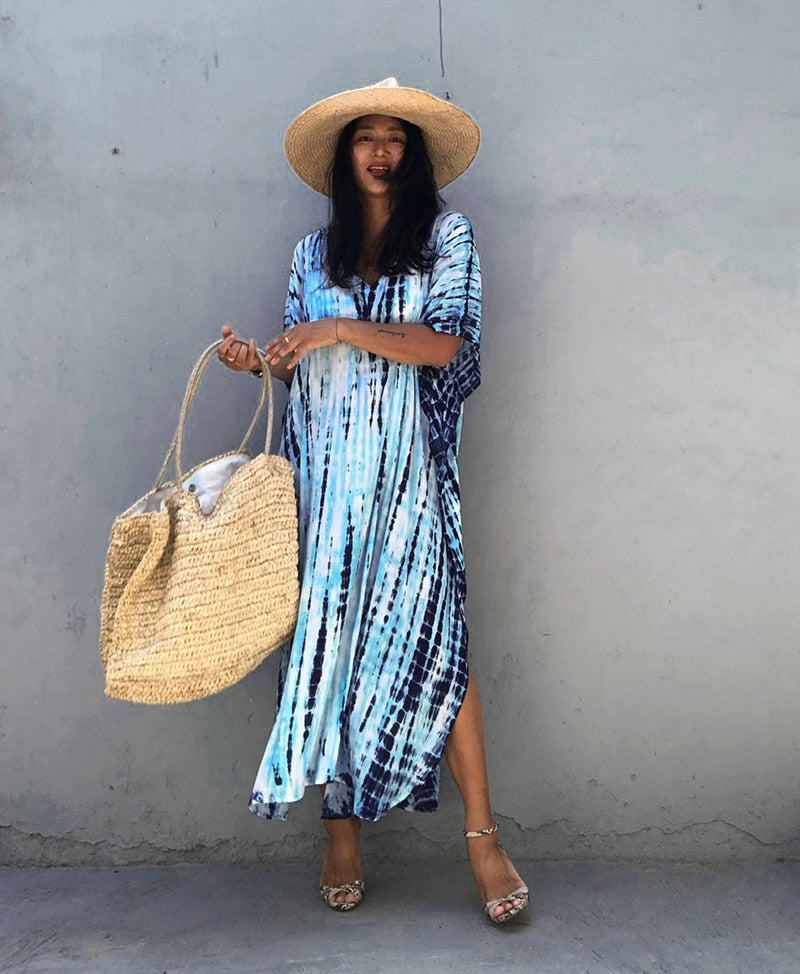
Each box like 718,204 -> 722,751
283,335 -> 290,345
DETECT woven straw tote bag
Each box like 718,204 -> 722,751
99,340 -> 299,704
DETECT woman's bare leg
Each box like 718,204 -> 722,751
445,671 -> 528,919
318,789 -> 363,907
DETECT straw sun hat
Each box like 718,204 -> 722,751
284,78 -> 480,196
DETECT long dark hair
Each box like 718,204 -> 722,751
323,117 -> 442,287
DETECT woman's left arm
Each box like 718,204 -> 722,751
264,317 -> 461,369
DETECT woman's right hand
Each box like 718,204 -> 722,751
218,324 -> 261,372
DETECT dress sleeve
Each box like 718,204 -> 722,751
422,213 -> 481,336
420,212 -> 481,403
417,213 -> 482,477
283,237 -> 307,330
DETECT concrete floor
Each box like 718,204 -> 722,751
1,859 -> 798,973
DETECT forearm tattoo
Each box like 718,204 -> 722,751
376,327 -> 407,339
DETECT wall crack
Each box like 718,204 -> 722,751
438,0 -> 445,77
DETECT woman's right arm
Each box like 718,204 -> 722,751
218,324 -> 295,386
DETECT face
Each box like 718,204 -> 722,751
349,114 -> 407,198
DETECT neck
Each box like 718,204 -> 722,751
354,197 -> 391,284
361,195 -> 391,242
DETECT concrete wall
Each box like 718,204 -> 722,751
2,1 -> 798,865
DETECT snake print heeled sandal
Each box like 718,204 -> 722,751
319,879 -> 365,912
464,823 -> 530,924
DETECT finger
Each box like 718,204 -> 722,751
272,329 -> 295,346
280,331 -> 295,356
218,336 -> 236,363
267,347 -> 294,366
248,338 -> 260,369
223,340 -> 246,366
231,340 -> 249,365
286,341 -> 305,367
265,337 -> 289,362
219,329 -> 241,351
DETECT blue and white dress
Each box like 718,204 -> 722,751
249,211 -> 481,821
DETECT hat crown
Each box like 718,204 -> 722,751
371,77 -> 400,89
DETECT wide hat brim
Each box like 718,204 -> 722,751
284,78 -> 480,196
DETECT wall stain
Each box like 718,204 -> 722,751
65,604 -> 87,636
202,49 -> 220,82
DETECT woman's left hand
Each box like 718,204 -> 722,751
265,319 -> 340,369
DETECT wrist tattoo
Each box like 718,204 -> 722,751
377,327 -> 407,339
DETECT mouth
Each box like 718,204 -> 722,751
367,166 -> 391,179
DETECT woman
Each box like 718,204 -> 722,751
219,79 -> 528,924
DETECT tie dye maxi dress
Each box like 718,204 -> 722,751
249,211 -> 481,821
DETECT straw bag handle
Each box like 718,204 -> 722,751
152,340 -> 274,492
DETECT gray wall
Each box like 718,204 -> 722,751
2,1 -> 798,865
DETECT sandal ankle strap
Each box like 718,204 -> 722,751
464,822 -> 499,838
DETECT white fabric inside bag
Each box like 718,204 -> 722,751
131,453 -> 253,516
